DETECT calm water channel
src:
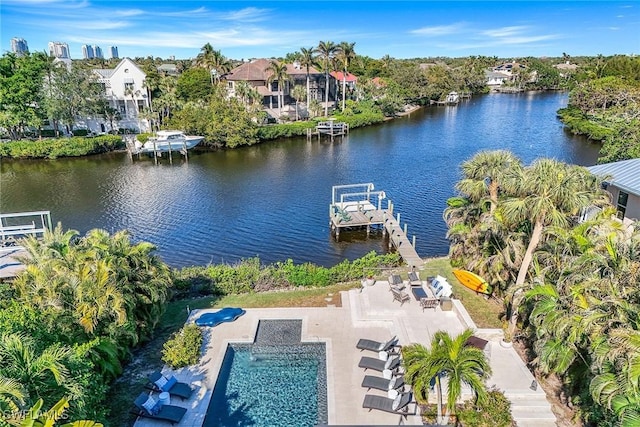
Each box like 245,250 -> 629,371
0,92 -> 600,267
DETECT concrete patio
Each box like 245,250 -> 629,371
134,279 -> 556,426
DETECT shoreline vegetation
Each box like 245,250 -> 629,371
5,48 -> 615,160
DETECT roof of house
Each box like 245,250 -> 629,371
225,59 -> 321,81
94,58 -> 144,80
588,158 -> 640,196
330,71 -> 357,82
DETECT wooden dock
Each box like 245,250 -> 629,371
0,210 -> 51,279
308,119 -> 349,141
329,184 -> 424,269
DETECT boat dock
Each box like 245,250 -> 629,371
308,119 -> 349,141
0,211 -> 52,279
329,184 -> 424,268
125,135 -> 190,164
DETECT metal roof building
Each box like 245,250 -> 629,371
588,158 -> 640,221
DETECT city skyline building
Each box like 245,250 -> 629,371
93,45 -> 103,59
10,37 -> 29,56
82,44 -> 94,59
48,41 -> 70,59
109,46 -> 118,59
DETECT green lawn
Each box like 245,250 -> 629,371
419,257 -> 503,328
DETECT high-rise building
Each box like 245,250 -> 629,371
48,41 -> 70,59
93,45 -> 103,59
82,44 -> 95,59
10,37 -> 29,56
109,46 -> 119,59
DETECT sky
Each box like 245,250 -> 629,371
1,1 -> 639,61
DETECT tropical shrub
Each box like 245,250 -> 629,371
456,387 -> 514,427
256,121 -> 316,140
162,324 -> 203,369
0,135 -> 124,159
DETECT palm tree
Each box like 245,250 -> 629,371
402,329 -> 491,425
265,60 -> 290,117
299,47 -> 315,106
336,42 -> 356,111
456,150 -> 522,214
314,41 -> 338,116
195,43 -> 216,85
0,333 -> 72,406
501,159 -> 609,338
291,85 -> 307,121
14,397 -> 103,427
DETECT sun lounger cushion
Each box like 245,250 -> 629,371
362,392 -> 414,415
154,375 -> 168,390
162,376 -> 178,392
133,393 -> 187,424
141,395 -> 156,415
392,394 -> 402,410
356,337 -> 397,352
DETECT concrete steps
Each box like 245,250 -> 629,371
506,392 -> 557,426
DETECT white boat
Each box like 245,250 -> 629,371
445,91 -> 460,105
135,130 -> 204,153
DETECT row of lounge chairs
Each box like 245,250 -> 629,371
356,336 -> 417,419
131,371 -> 195,424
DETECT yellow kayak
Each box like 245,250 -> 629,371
452,269 -> 492,295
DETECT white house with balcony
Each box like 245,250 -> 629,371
87,58 -> 149,133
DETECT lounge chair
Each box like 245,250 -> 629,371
147,371 -> 194,400
391,288 -> 410,306
358,355 -> 401,372
356,336 -> 398,353
361,374 -> 405,392
132,392 -> 187,425
363,391 -> 416,416
388,274 -> 405,291
408,271 -> 421,286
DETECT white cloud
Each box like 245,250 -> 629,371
609,27 -> 620,30
114,9 -> 145,17
73,20 -> 131,30
482,26 -> 530,38
410,23 -> 466,36
219,7 -> 271,22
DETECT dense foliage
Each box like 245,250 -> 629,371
456,388 -> 514,427
445,150 -> 640,425
0,225 -> 173,424
162,324 -> 203,369
557,55 -> 640,163
173,251 -> 401,296
0,135 -> 123,159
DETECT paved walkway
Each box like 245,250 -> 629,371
134,279 -> 556,426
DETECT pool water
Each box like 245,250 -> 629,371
204,343 -> 327,426
204,320 -> 327,426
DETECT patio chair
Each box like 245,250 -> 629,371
362,391 -> 416,417
132,392 -> 187,425
408,271 -> 421,286
147,371 -> 194,400
361,374 -> 405,392
358,355 -> 401,372
420,298 -> 439,311
356,336 -> 398,353
388,274 -> 405,291
391,288 -> 410,306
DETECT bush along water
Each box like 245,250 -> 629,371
0,135 -> 124,159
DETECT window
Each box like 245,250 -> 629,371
271,82 -> 278,92
124,82 -> 134,91
118,100 -> 126,114
616,191 -> 628,219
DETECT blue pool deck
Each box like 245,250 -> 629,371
133,279 -> 557,427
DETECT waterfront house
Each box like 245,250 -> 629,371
588,158 -> 640,225
89,58 -> 149,133
223,59 -> 332,114
485,70 -> 511,88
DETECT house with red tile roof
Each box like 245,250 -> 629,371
223,59 -> 334,110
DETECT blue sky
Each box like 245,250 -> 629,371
2,1 -> 639,60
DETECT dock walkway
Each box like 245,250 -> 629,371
329,183 -> 424,269
0,211 -> 51,279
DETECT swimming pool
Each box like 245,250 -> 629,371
203,320 -> 328,427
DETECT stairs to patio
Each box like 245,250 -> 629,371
505,391 -> 557,427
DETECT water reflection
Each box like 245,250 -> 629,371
1,92 -> 600,267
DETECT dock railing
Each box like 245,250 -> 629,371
0,210 -> 51,249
